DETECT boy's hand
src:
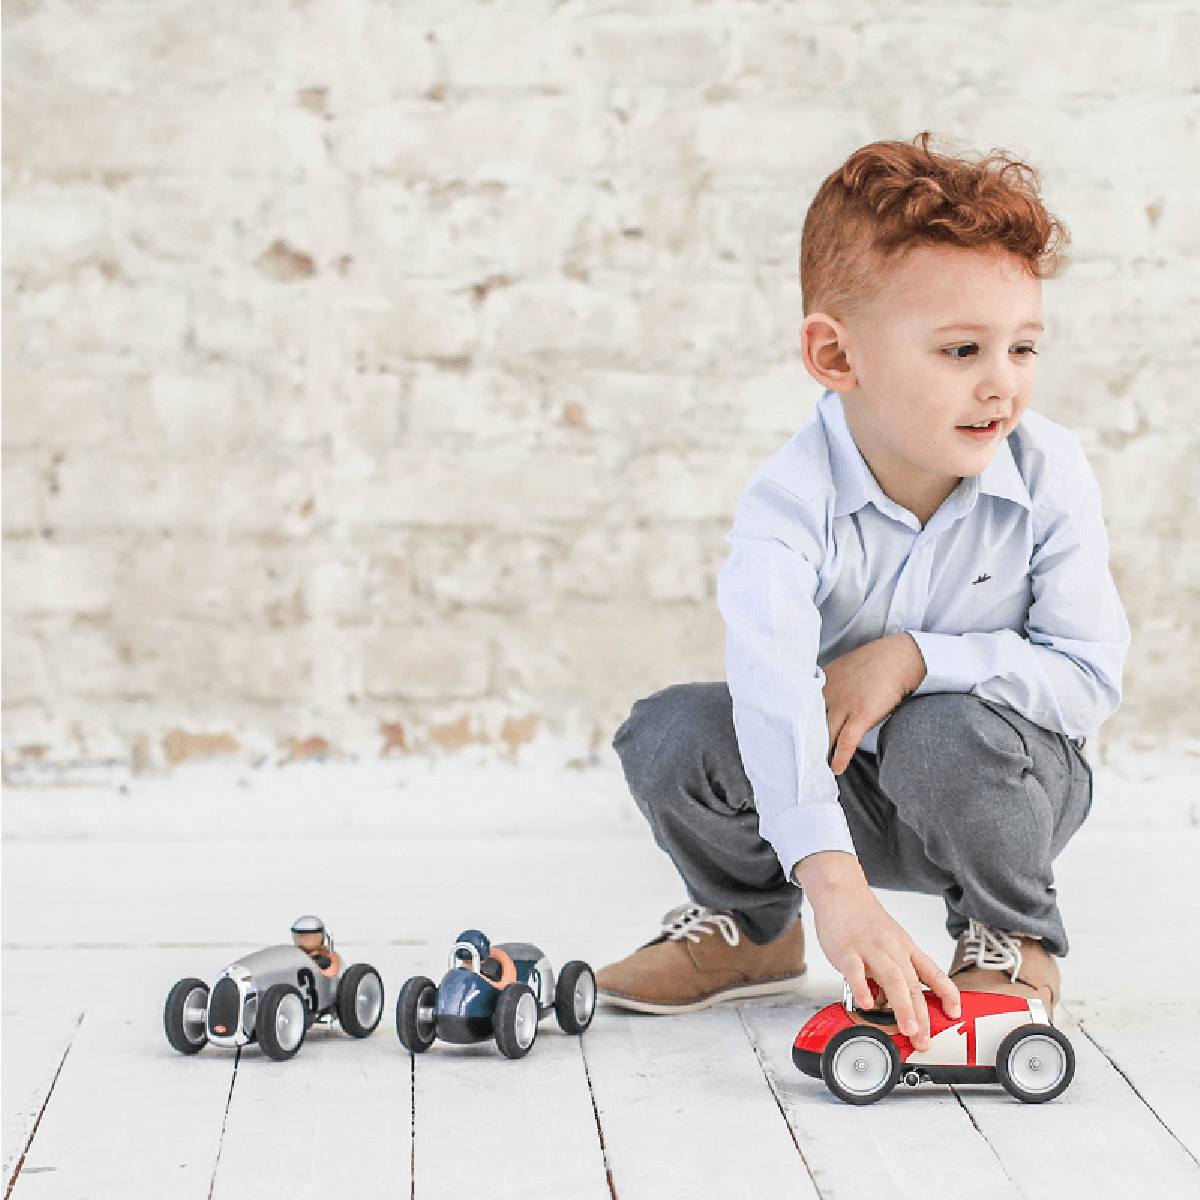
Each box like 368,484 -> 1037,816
823,632 -> 927,774
795,851 -> 960,1051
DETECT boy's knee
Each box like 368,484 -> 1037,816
878,694 -> 1027,811
612,682 -> 741,808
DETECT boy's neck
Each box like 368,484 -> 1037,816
842,406 -> 962,527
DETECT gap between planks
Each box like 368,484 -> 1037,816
4,1014 -> 82,1200
1067,1009 -> 1200,1172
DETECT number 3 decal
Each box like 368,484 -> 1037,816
297,967 -> 318,1014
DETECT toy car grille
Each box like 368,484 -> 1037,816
208,977 -> 240,1036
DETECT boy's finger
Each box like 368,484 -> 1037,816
831,721 -> 864,775
915,950 -> 961,1019
843,962 -> 873,1012
873,962 -> 920,1042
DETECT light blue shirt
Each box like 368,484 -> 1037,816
717,389 -> 1130,879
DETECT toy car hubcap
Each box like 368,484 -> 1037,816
514,990 -> 538,1049
356,974 -> 383,1028
573,972 -> 596,1026
275,993 -> 306,1052
831,1036 -> 892,1096
182,986 -> 208,1045
1007,1034 -> 1068,1094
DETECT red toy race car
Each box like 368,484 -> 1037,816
794,982 -> 1074,1105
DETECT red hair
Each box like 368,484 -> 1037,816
800,132 -> 1069,316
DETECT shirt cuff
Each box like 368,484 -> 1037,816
760,798 -> 857,883
908,629 -> 986,695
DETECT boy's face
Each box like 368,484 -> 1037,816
819,244 -> 1042,521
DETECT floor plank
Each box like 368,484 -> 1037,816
411,1023 -> 610,1200
5,1003 -> 234,1198
1068,1001 -> 1200,1163
585,1005 -> 820,1200
211,1025 -> 412,1200
953,1008 -> 1200,1199
741,1002 -> 1023,1200
1,1003 -> 80,1187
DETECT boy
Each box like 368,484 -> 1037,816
597,134 -> 1129,1051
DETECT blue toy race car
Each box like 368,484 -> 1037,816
395,930 -> 596,1059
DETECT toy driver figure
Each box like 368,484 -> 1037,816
291,915 -> 336,973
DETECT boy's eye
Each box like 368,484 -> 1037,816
944,344 -> 978,359
1011,343 -> 1038,356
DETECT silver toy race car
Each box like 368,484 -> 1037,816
164,916 -> 384,1061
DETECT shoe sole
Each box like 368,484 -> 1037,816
597,967 -> 807,1015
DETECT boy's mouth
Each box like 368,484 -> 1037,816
957,419 -> 1002,441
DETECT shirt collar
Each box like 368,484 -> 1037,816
818,389 -> 1033,522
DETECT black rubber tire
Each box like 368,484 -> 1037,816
257,984 -> 308,1061
996,1023 -> 1075,1103
554,961 -> 596,1035
164,977 -> 209,1055
821,1025 -> 902,1105
338,963 -> 385,1038
396,976 -> 438,1053
494,983 -> 539,1059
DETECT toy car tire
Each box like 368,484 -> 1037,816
396,976 -> 439,1053
338,963 -> 385,1038
996,1023 -> 1075,1103
821,1025 -> 902,1105
554,961 -> 596,1035
164,977 -> 210,1055
257,984 -> 309,1061
494,983 -> 539,1059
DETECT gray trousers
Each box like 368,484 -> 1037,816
613,684 -> 1093,956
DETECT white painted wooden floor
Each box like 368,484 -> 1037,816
3,752 -> 1199,1199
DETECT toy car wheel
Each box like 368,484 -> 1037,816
821,1026 -> 901,1105
257,984 -> 308,1061
164,977 -> 210,1055
396,976 -> 439,1053
494,983 -> 539,1059
996,1024 -> 1074,1103
338,963 -> 385,1038
554,961 -> 596,1035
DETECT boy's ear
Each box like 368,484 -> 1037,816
800,313 -> 858,391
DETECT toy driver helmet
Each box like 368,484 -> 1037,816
291,915 -> 331,954
452,929 -> 490,970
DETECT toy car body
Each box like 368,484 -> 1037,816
793,983 -> 1075,1105
396,930 -> 596,1059
164,917 -> 384,1061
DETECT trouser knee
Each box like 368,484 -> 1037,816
612,682 -> 752,820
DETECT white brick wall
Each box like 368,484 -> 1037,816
4,0 -> 1197,772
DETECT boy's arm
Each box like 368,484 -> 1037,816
719,488 -> 958,1049
911,443 -> 1128,737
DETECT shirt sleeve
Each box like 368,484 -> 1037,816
717,481 -> 856,880
909,443 -> 1129,738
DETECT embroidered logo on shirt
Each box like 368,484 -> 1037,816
972,573 -> 992,585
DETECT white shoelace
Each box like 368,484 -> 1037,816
660,904 -> 740,947
958,919 -> 1024,982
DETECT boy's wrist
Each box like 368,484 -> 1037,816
792,849 -> 869,903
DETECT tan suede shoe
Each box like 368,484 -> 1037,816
596,905 -> 807,1014
949,919 -> 1061,1014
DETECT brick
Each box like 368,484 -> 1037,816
735,20 -> 853,92
3,539 -> 118,617
1,374 -> 124,449
582,18 -> 730,86
0,630 -> 51,705
347,447 -> 610,529
362,619 -> 493,702
404,364 -> 542,440
2,455 -> 45,535
410,532 -> 560,612
335,96 -> 607,182
347,282 -> 478,363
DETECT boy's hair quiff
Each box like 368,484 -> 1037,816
801,132 -> 1069,316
